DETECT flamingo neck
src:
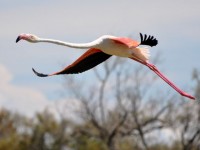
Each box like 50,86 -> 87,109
37,38 -> 99,49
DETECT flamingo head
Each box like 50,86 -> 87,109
16,33 -> 39,43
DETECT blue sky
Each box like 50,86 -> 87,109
0,0 -> 200,116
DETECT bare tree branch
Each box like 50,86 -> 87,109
107,112 -> 128,148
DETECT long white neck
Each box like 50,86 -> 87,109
37,38 -> 100,49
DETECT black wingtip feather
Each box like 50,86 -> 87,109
32,68 -> 49,77
139,33 -> 158,47
139,33 -> 143,42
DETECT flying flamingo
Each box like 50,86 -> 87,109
16,33 -> 195,100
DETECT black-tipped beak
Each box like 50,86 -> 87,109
16,36 -> 21,43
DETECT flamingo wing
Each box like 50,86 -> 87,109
112,37 -> 140,48
139,33 -> 158,47
32,48 -> 112,77
112,33 -> 158,48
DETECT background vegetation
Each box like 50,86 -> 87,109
0,58 -> 199,150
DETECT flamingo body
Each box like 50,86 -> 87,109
94,35 -> 141,58
16,33 -> 195,100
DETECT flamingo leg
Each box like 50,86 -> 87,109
130,57 -> 195,100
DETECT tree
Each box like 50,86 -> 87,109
63,56 -> 174,150
0,108 -> 71,150
170,69 -> 200,150
0,108 -> 32,150
0,57 -> 198,150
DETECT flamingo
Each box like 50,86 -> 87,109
16,33 -> 195,100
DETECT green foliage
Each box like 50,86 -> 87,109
71,135 -> 108,150
0,109 -> 70,150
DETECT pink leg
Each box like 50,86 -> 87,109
130,58 -> 195,100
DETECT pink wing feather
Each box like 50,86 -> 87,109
112,37 -> 140,48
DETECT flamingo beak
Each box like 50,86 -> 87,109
16,36 -> 21,43
16,34 -> 28,43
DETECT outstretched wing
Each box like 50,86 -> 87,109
139,33 -> 158,47
32,48 -> 112,77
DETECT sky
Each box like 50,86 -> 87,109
0,0 -> 200,117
